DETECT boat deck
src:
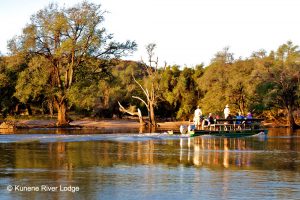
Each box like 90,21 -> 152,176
168,118 -> 268,137
168,129 -> 267,137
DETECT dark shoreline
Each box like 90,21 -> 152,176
0,119 -> 296,133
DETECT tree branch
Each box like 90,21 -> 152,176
132,75 -> 150,101
118,101 -> 139,116
132,96 -> 149,111
118,101 -> 144,125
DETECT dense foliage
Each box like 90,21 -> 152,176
7,2 -> 136,125
0,2 -> 299,128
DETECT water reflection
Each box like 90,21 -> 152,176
0,134 -> 299,171
0,126 -> 168,136
1,130 -> 300,199
178,137 -> 264,169
268,127 -> 300,137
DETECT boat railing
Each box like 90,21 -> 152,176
208,118 -> 264,131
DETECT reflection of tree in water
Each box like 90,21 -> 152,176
265,128 -> 300,171
2,135 -> 300,179
0,139 -> 261,170
0,136 -> 300,200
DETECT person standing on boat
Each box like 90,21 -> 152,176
194,106 -> 202,129
224,104 -> 230,119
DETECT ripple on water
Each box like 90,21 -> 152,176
0,133 -> 184,143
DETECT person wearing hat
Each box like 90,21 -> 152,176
194,106 -> 202,129
224,104 -> 230,119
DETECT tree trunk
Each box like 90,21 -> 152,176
55,100 -> 69,126
48,100 -> 54,118
287,105 -> 300,129
26,104 -> 32,115
15,104 -> 20,115
149,101 -> 155,126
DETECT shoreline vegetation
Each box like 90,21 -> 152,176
0,117 -> 295,132
1,2 -> 300,130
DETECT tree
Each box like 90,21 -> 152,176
256,41 -> 300,129
210,46 -> 234,64
198,48 -> 234,115
226,59 -> 257,115
158,65 -> 181,119
198,48 -> 261,116
110,60 -> 144,117
9,2 -> 136,125
132,43 -> 161,126
171,67 -> 200,119
0,56 -> 22,117
0,57 -> 12,116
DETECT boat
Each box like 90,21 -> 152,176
168,118 -> 268,138
168,129 -> 267,137
189,129 -> 267,137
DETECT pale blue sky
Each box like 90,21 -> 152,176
1,0 -> 300,66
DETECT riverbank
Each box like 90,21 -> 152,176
2,119 -> 188,130
0,118 -> 293,131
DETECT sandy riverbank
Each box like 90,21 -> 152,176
0,118 -> 285,132
9,119 -> 189,129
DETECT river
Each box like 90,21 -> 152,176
0,128 -> 299,199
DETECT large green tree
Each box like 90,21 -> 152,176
0,56 -> 12,116
0,56 -> 23,117
9,2 -> 136,125
198,48 -> 234,115
255,41 -> 300,129
171,67 -> 201,119
158,65 -> 181,119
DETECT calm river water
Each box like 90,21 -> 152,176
0,128 -> 300,200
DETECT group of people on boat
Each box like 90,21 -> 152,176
193,104 -> 253,130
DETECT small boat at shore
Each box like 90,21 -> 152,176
168,118 -> 268,138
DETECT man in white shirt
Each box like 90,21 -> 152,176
224,104 -> 230,119
194,106 -> 202,129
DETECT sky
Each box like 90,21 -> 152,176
1,0 -> 300,66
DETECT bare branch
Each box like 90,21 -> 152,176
132,96 -> 149,111
118,101 -> 144,125
132,75 -> 150,101
118,101 -> 139,116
